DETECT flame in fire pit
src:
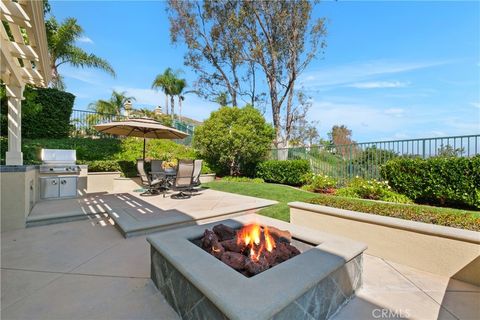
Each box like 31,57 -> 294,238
236,224 -> 276,261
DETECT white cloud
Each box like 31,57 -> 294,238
299,60 -> 448,89
348,81 -> 409,89
471,102 -> 480,109
384,108 -> 405,117
77,36 -> 94,44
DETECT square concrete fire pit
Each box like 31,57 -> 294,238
147,214 -> 366,320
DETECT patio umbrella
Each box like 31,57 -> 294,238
93,118 -> 189,159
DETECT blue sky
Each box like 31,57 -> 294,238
51,0 -> 480,142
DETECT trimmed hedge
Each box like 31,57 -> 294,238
1,86 -> 75,138
381,156 -> 480,209
0,137 -> 214,176
256,160 -> 311,186
77,160 -> 137,178
308,194 -> 480,231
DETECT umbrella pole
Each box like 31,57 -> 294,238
143,138 -> 146,160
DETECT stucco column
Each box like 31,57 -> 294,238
5,85 -> 25,166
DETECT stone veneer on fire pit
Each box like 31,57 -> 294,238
147,214 -> 367,320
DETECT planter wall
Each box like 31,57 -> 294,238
87,171 -> 121,194
199,173 -> 216,184
289,201 -> 480,286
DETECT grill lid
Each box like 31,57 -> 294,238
41,149 -> 77,165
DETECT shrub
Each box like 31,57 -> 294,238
194,105 -> 275,176
256,160 -> 311,186
308,194 -> 480,231
381,156 -> 480,209
1,86 -> 75,138
77,159 -> 137,177
301,173 -> 337,193
221,176 -> 264,183
335,177 -> 413,204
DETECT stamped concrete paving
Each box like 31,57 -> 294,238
2,218 -> 479,320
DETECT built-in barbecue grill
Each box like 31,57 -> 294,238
39,149 -> 81,173
39,149 -> 82,199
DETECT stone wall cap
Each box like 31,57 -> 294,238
288,201 -> 480,244
0,165 -> 38,172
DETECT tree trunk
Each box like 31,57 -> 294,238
178,96 -> 182,121
165,93 -> 169,115
170,95 -> 175,120
284,81 -> 295,145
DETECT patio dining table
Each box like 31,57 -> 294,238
150,170 -> 177,193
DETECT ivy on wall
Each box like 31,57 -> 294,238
0,85 -> 75,139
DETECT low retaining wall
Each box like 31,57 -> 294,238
289,201 -> 480,286
87,172 -> 121,194
199,173 -> 216,183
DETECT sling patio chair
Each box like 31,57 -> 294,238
137,159 -> 163,196
188,159 -> 203,192
170,159 -> 195,199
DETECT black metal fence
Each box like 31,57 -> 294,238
269,134 -> 480,181
69,109 -> 196,145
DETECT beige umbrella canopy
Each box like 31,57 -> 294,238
94,118 -> 189,159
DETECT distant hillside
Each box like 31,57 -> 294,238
178,115 -> 203,127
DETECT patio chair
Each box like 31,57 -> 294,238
170,159 -> 195,199
136,159 -> 163,196
150,160 -> 164,179
188,159 -> 203,192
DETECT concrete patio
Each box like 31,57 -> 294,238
27,188 -> 277,237
2,216 -> 478,320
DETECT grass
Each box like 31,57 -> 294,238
203,181 -> 317,221
203,181 -> 480,231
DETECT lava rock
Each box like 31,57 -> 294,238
221,239 -> 245,253
213,224 -> 236,241
245,256 -> 269,276
221,252 -> 247,270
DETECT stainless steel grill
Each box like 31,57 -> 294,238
39,149 -> 81,199
39,149 -> 81,173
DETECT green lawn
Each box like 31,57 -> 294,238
203,181 -> 480,231
203,181 -> 318,221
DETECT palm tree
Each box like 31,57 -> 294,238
171,78 -> 187,120
130,108 -> 155,118
89,91 -> 135,116
46,17 -> 116,90
151,68 -> 176,115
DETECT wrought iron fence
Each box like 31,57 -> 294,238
269,134 -> 480,181
69,109 -> 195,145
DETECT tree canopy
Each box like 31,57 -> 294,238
194,105 -> 275,176
89,90 -> 134,116
167,0 -> 326,146
46,16 -> 116,89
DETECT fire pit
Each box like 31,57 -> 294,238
148,214 -> 366,320
195,223 -> 304,277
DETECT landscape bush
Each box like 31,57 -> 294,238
301,173 -> 337,193
194,105 -> 275,176
256,159 -> 311,186
77,159 -> 137,177
381,156 -> 480,209
1,86 -> 75,138
335,177 -> 412,204
308,194 -> 480,231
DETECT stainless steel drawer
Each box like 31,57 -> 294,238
40,177 -> 60,199
59,177 -> 77,198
